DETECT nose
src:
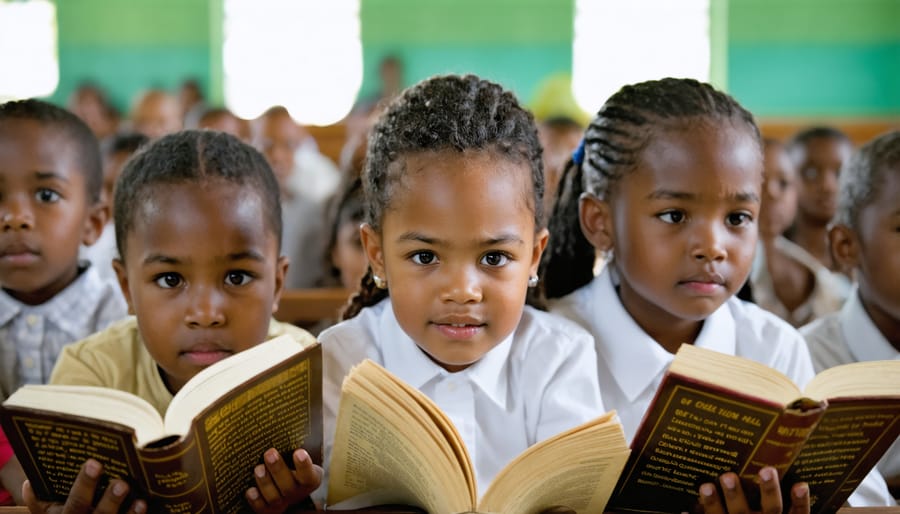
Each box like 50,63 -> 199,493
821,169 -> 839,195
439,265 -> 483,304
1,197 -> 34,231
690,221 -> 728,263
184,285 -> 227,328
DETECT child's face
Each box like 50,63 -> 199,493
362,151 -> 548,372
0,120 -> 105,305
759,143 -> 798,238
256,113 -> 300,189
102,149 -> 132,206
795,136 -> 852,224
332,220 -> 367,290
113,181 -> 288,393
584,123 -> 761,330
132,92 -> 182,140
835,170 -> 900,331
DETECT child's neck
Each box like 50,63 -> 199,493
788,217 -> 832,269
616,285 -> 704,354
859,294 -> 900,353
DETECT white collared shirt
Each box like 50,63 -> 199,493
802,286 -> 900,488
550,267 -> 895,506
318,298 -> 603,500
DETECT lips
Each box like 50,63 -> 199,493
180,342 -> 233,366
0,240 -> 40,265
431,314 -> 486,340
679,272 -> 726,295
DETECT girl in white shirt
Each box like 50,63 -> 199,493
541,78 -> 891,512
317,74 -> 604,507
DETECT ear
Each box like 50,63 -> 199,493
530,227 -> 550,277
360,223 -> 385,279
112,258 -> 135,315
829,224 -> 859,275
271,255 -> 289,313
578,193 -> 614,253
81,202 -> 109,246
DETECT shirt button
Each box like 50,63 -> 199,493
26,315 -> 39,326
447,382 -> 457,392
23,357 -> 35,369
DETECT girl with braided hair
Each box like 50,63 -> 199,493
542,78 -> 893,511
315,74 -> 605,506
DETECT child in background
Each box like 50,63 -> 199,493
749,138 -> 847,326
195,106 -> 250,142
317,74 -> 603,505
537,115 -> 584,216
541,77 -> 892,509
786,126 -> 854,273
322,176 -> 367,291
129,89 -> 183,140
26,130 -> 322,514
0,99 -> 127,401
80,131 -> 149,283
801,130 -> 900,498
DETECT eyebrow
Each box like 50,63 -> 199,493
35,171 -> 70,182
397,231 -> 525,246
648,189 -> 760,203
142,250 -> 266,266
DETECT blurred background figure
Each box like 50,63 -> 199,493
195,106 -> 251,142
322,176 -> 367,291
67,82 -> 120,144
129,88 -> 182,139
749,138 -> 847,327
537,115 -> 583,215
178,77 -> 206,126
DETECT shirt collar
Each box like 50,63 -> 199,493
589,267 -> 736,401
840,287 -> 900,361
378,298 -> 511,409
0,263 -> 109,339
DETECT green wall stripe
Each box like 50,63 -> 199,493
728,43 -> 900,116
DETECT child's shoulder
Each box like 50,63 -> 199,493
508,305 -> 596,361
49,316 -> 145,385
318,299 -> 388,353
268,318 -> 318,349
727,295 -> 803,340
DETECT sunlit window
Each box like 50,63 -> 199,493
0,0 -> 58,102
223,0 -> 362,126
572,0 -> 710,114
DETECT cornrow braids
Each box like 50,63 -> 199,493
834,130 -> 900,230
540,77 -> 761,300
343,73 -> 545,319
0,98 -> 103,203
114,130 -> 282,260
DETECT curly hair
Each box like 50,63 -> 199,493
834,130 -> 900,230
0,98 -> 103,203
343,73 -> 544,319
540,77 -> 761,300
114,130 -> 281,259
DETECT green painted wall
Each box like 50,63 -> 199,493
726,0 -> 900,116
42,0 -> 900,118
49,0 -> 214,113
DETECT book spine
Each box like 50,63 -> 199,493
136,431 -> 211,513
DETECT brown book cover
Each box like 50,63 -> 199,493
0,336 -> 322,514
608,344 -> 900,514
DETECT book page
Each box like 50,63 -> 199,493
804,360 -> 900,400
327,381 -> 471,513
3,385 -> 164,445
479,412 -> 630,514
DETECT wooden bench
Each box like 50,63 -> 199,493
758,118 -> 899,146
274,287 -> 353,328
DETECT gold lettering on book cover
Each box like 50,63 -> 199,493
198,359 -> 311,512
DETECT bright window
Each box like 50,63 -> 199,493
0,0 -> 58,102
572,0 -> 710,114
223,0 -> 362,126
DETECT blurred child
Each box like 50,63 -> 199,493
322,176 -> 367,291
26,130 -> 322,513
67,82 -> 119,144
0,99 -> 127,401
537,115 -> 584,215
750,138 -> 847,326
786,127 -> 853,273
196,106 -> 249,142
801,130 -> 900,498
541,78 -> 891,509
80,132 -> 149,283
129,89 -> 182,140
317,74 -> 603,506
254,106 -> 332,289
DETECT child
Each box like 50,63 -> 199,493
0,99 -> 127,401
749,138 -> 847,326
316,74 -> 604,505
785,126 -> 854,273
129,89 -> 182,140
25,130 -> 322,514
321,175 -> 367,291
80,131 -> 149,283
800,130 -> 900,497
540,78 -> 891,508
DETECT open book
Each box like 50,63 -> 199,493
608,343 -> 900,514
326,359 -> 631,514
0,335 -> 322,514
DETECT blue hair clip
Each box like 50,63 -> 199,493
572,138 -> 585,165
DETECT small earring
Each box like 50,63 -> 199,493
527,275 -> 539,288
372,274 -> 387,289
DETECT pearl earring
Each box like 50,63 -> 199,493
373,274 -> 387,289
528,275 -> 539,288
